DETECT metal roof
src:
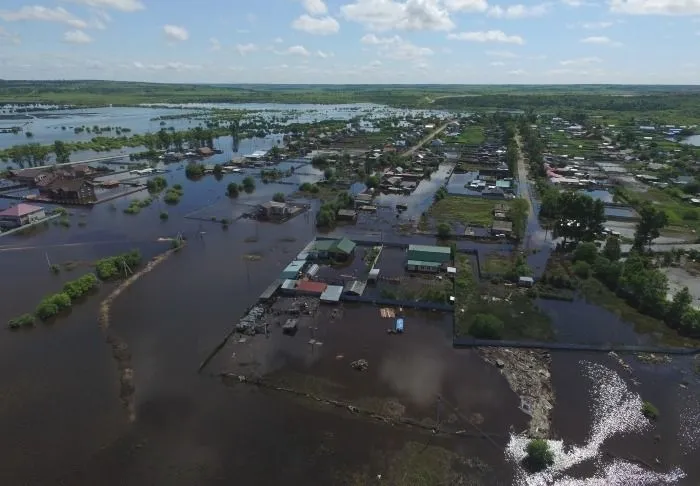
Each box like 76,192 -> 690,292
408,244 -> 450,254
320,285 -> 343,303
407,260 -> 442,268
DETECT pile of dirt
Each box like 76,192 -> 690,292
478,347 -> 553,438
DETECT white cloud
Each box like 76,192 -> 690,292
508,69 -> 526,75
487,3 -> 549,18
0,26 -> 21,45
286,45 -> 311,56
610,0 -> 700,15
209,38 -> 221,51
581,20 -> 614,28
0,6 -> 88,28
361,33 -> 434,59
235,43 -> 258,55
561,0 -> 596,6
581,35 -> 622,45
274,37 -> 284,43
341,0 -> 455,32
560,56 -> 602,66
133,61 -> 202,71
448,30 -> 525,44
316,50 -> 334,58
486,50 -> 518,58
490,61 -> 506,66
163,25 -> 189,42
443,0 -> 489,12
302,0 -> 328,14
63,29 -> 93,44
292,14 -> 340,34
65,0 -> 145,12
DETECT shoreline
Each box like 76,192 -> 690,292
97,243 -> 184,422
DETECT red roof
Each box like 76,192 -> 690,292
295,281 -> 328,294
0,203 -> 44,217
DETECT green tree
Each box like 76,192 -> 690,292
468,313 -> 504,340
666,287 -> 692,330
272,192 -> 285,203
227,182 -> 239,198
603,236 -> 621,262
510,198 -> 529,241
523,439 -> 554,472
573,241 -> 598,265
634,203 -> 668,251
437,223 -> 451,239
365,175 -> 380,189
242,176 -> 255,193
213,164 -> 223,176
53,140 -> 70,164
573,261 -> 591,279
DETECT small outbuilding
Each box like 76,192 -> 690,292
518,276 -> 534,288
407,244 -> 451,264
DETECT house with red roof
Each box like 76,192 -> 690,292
0,203 -> 46,230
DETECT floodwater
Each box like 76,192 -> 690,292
681,134 -> 700,146
0,115 -> 698,485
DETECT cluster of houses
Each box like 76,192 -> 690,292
7,165 -> 99,204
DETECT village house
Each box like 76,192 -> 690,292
406,244 -> 451,273
0,203 -> 46,230
259,201 -> 292,219
39,179 -> 96,205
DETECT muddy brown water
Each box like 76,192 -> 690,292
0,164 -> 698,485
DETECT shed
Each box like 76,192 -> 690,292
344,280 -> 367,296
306,264 -> 320,277
407,244 -> 451,264
446,266 -> 457,275
259,279 -> 282,301
518,276 -> 534,288
281,260 -> 305,279
491,221 -> 513,235
368,268 -> 380,282
320,285 -> 343,303
395,318 -> 404,333
337,209 -> 358,221
296,280 -> 328,294
406,260 -> 442,273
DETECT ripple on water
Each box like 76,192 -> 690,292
505,362 -> 686,485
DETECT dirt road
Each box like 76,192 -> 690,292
402,121 -> 454,158
515,134 -> 534,219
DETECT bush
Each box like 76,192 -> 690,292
95,250 -> 141,280
468,313 -> 504,340
242,176 -> 256,193
299,182 -> 313,192
185,163 -> 205,179
8,314 -> 35,329
163,186 -> 183,205
523,439 -> 554,472
160,211 -> 169,220
227,182 -> 239,198
573,260 -> 591,279
437,223 -> 451,239
62,273 -> 99,300
35,292 -> 72,321
642,400 -> 659,420
272,192 -> 285,203
146,176 -> 167,193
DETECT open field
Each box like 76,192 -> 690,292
447,126 -> 485,145
615,186 -> 700,234
427,195 -> 498,227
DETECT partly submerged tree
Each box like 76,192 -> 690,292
523,439 -> 554,472
633,203 -> 668,251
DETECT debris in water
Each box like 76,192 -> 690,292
351,359 -> 369,372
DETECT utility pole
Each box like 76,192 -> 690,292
45,252 -> 51,269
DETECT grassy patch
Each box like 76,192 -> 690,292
427,195 -> 498,227
483,252 -> 512,275
615,186 -> 700,234
449,125 -> 485,145
380,274 -> 453,304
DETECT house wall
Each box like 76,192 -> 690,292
407,263 -> 439,273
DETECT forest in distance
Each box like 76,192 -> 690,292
2,80 -> 700,113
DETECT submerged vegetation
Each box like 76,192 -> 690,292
95,250 -> 142,281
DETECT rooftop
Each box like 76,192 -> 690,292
0,203 -> 44,217
408,244 -> 451,254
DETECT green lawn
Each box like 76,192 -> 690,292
427,195 -> 498,227
455,126 -> 485,145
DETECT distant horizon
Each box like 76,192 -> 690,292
2,80 -> 700,88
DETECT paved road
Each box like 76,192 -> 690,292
402,120 -> 454,158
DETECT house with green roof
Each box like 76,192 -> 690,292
311,237 -> 357,261
406,244 -> 451,273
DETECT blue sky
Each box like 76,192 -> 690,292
0,0 -> 699,83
